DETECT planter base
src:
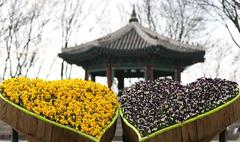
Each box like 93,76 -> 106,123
121,96 -> 240,142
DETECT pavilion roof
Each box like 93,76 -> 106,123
58,8 -> 205,68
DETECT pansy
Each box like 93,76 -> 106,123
0,77 -> 118,138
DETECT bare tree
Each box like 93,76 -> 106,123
202,40 -> 231,78
0,0 -> 48,139
136,0 -> 158,31
136,0 -> 157,31
195,0 -> 240,87
60,0 -> 82,79
161,0 -> 207,42
136,0 -> 207,42
0,0 -> 48,79
197,0 -> 240,48
59,0 -> 108,79
229,52 -> 240,81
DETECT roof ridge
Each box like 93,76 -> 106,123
132,23 -> 158,46
60,19 -> 203,55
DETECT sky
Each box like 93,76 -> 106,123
1,0 -> 239,88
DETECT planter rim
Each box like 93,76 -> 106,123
0,94 -> 119,142
120,92 -> 240,142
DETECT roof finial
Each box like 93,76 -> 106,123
129,5 -> 139,23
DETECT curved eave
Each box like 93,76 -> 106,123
58,46 -> 205,66
59,22 -> 203,56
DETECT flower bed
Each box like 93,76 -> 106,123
120,77 -> 240,142
0,78 -> 118,142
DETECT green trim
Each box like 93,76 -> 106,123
119,108 -> 142,140
0,94 -> 119,142
182,94 -> 240,125
120,93 -> 240,142
99,108 -> 119,140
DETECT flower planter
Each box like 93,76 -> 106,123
120,94 -> 240,142
0,94 -> 118,142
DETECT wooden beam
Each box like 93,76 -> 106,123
219,129 -> 226,142
145,65 -> 153,81
174,66 -> 181,81
84,69 -> 89,80
106,65 -> 113,88
11,129 -> 18,142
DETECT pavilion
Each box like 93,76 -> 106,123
58,8 -> 205,93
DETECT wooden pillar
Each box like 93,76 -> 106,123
91,74 -> 96,82
84,69 -> 89,80
11,129 -> 18,142
219,129 -> 226,142
106,65 -> 113,88
117,77 -> 124,95
174,66 -> 181,81
145,65 -> 153,81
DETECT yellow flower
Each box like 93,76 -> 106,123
0,77 -> 118,139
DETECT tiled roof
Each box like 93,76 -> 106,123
58,8 -> 205,67
60,22 -> 203,56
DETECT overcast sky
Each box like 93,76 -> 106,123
1,0 -> 239,87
